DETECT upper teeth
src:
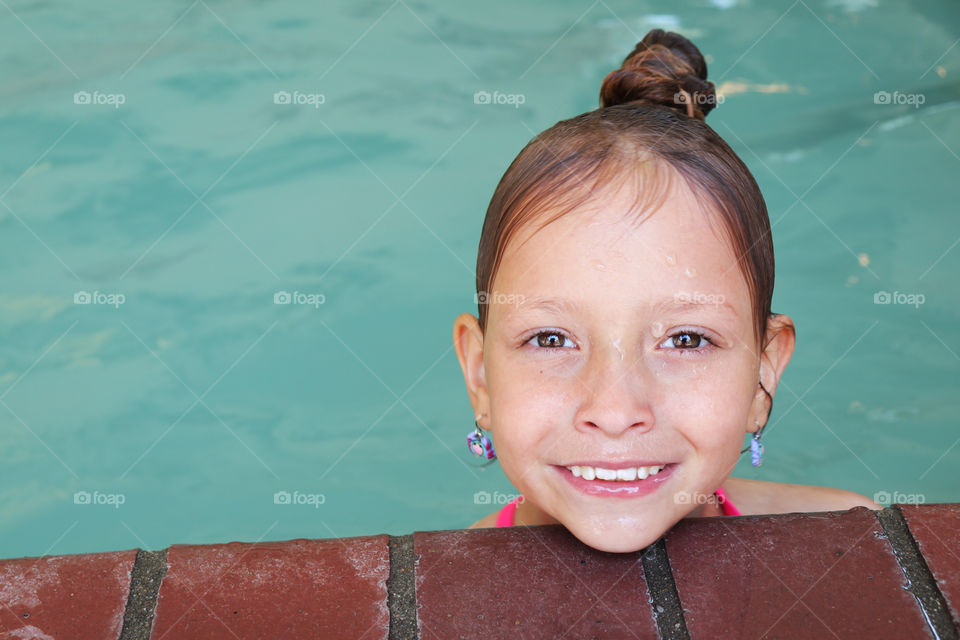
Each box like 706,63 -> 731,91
567,465 -> 666,481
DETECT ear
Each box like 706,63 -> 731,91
452,313 -> 491,428
750,313 -> 796,432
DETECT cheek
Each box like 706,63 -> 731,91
485,350 -> 574,462
488,347 -> 577,413
654,356 -> 753,446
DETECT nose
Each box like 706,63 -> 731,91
574,341 -> 655,437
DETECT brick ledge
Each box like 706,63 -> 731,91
0,504 -> 957,639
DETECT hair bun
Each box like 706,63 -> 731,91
600,29 -> 717,119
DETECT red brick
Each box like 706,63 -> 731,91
415,526 -> 659,639
899,503 -> 960,627
665,508 -> 930,639
0,549 -> 137,640
150,536 -> 389,640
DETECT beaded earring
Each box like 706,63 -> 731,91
466,414 -> 496,461
745,381 -> 773,467
749,418 -> 764,467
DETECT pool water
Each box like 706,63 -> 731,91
1,0 -> 958,559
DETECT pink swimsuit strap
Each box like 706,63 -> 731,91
495,496 -> 522,526
494,487 -> 741,527
714,486 -> 742,516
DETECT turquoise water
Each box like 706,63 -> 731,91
1,0 -> 957,559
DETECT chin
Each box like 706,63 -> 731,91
562,518 -> 668,554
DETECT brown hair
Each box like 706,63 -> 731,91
475,29 -> 775,348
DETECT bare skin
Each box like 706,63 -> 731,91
468,476 -> 880,529
454,172 -> 879,549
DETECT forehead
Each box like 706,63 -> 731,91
491,178 -> 751,315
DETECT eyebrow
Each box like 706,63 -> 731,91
504,295 -> 739,318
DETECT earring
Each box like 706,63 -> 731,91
750,419 -> 764,467
466,414 -> 496,461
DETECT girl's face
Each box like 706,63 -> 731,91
474,175 -> 777,552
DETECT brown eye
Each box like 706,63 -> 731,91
661,330 -> 713,351
537,332 -> 563,348
672,332 -> 701,348
528,331 -> 572,348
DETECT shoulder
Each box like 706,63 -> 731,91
467,510 -> 501,529
722,477 -> 882,515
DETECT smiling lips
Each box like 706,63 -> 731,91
568,463 -> 666,481
555,462 -> 677,498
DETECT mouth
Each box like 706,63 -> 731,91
564,461 -> 670,480
553,462 -> 678,498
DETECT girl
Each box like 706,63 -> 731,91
453,29 -> 879,554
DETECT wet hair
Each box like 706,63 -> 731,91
475,29 -> 775,348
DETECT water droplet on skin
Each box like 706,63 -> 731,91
592,260 -> 606,271
665,253 -> 676,266
612,337 -> 624,360
684,266 -> 697,278
651,322 -> 664,338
